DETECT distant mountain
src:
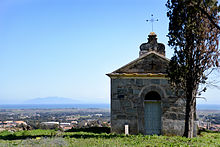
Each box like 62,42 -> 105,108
23,97 -> 80,104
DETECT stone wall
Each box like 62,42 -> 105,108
111,77 -> 189,136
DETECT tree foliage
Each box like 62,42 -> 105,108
166,0 -> 220,138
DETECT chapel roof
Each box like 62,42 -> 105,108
107,51 -> 169,77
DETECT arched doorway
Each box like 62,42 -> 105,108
144,91 -> 161,135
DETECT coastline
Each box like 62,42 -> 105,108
0,104 -> 219,110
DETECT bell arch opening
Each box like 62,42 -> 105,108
145,91 -> 161,101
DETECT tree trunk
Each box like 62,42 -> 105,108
183,91 -> 196,138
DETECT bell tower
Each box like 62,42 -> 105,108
139,32 -> 165,57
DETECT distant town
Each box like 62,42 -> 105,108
197,110 -> 220,132
0,108 -> 110,132
0,108 -> 219,132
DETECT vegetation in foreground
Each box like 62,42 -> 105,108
0,129 -> 219,146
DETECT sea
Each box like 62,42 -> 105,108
0,104 -> 219,110
0,104 -> 110,109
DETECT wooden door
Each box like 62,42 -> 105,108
144,102 -> 161,135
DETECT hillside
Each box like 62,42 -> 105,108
0,130 -> 219,146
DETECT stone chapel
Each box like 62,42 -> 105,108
107,32 -> 197,136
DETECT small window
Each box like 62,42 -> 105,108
145,91 -> 161,100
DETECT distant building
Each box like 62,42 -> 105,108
60,123 -> 71,127
107,32 -> 197,136
41,122 -> 59,125
60,123 -> 72,130
71,121 -> 78,124
62,126 -> 72,131
14,121 -> 27,126
94,114 -> 102,117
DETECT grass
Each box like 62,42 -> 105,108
0,129 -> 219,146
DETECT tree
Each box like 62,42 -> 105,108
166,0 -> 220,138
199,3 -> 220,30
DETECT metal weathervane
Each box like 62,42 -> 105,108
146,14 -> 158,32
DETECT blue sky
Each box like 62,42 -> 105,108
0,0 -> 219,104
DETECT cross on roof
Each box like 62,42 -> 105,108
149,60 -> 156,70
146,14 -> 158,32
